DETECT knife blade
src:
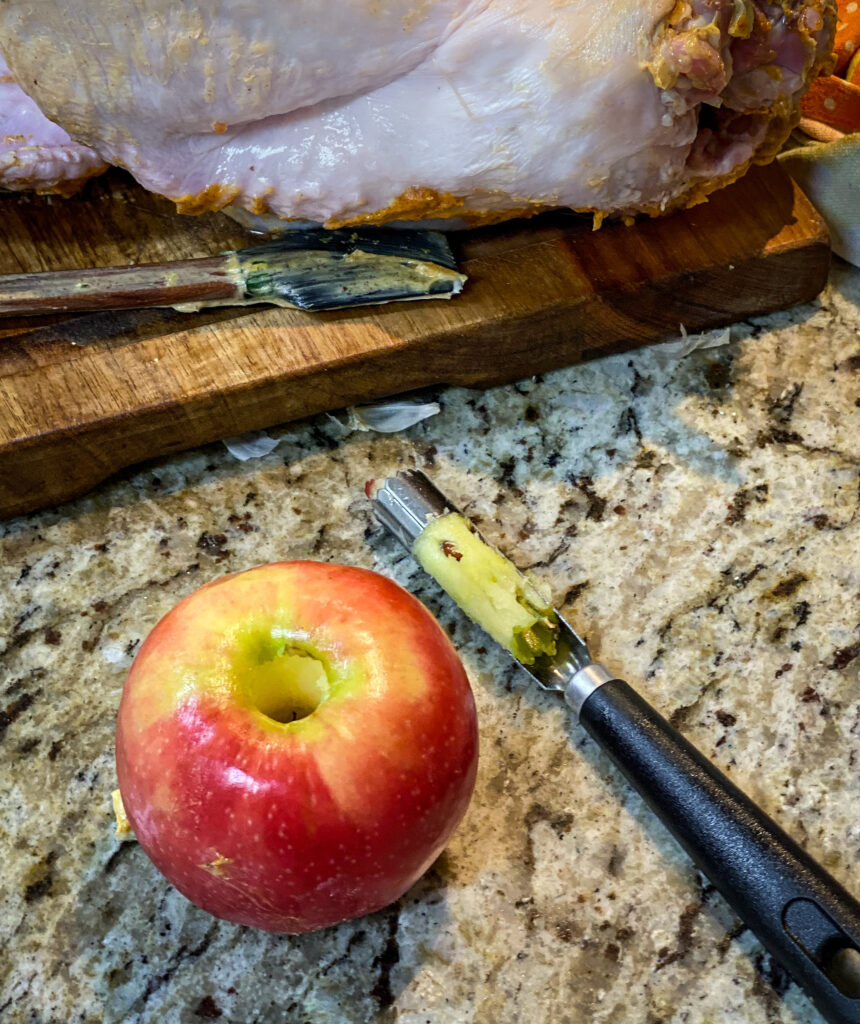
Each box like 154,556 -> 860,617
370,469 -> 860,1024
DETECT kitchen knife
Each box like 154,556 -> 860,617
0,228 -> 465,317
370,469 -> 860,1024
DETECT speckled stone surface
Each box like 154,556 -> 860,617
2,261 -> 859,1024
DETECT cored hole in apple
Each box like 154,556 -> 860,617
242,646 -> 330,725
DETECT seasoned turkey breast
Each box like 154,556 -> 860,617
0,1 -> 835,225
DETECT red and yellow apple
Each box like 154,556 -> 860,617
115,561 -> 478,933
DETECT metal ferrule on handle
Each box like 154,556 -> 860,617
564,663 -> 615,716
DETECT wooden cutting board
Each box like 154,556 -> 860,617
0,163 -> 829,519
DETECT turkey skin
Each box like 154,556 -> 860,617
0,1 -> 835,226
0,53 -> 105,194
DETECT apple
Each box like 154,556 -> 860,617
115,560 -> 478,933
412,510 -> 558,664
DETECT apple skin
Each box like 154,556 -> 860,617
115,561 -> 478,934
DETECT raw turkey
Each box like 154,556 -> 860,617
0,53 -> 105,194
0,1 -> 835,227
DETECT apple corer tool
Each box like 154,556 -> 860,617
370,469 -> 860,1024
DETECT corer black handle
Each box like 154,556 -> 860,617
577,678 -> 860,1024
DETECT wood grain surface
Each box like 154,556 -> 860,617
0,163 -> 829,519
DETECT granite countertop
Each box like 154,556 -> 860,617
2,260 -> 859,1024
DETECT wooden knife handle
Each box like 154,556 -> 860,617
0,255 -> 239,316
